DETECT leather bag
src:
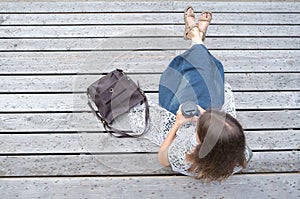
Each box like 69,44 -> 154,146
87,69 -> 149,137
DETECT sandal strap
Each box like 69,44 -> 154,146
185,12 -> 195,18
185,24 -> 198,34
199,17 -> 211,22
197,11 -> 212,41
198,29 -> 206,34
198,11 -> 212,23
198,29 -> 206,41
202,11 -> 212,16
183,6 -> 197,40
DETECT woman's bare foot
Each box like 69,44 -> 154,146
198,11 -> 212,41
184,7 -> 202,42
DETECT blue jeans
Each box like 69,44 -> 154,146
159,44 -> 224,115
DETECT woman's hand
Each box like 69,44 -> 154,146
174,104 -> 206,126
158,104 -> 206,167
174,105 -> 198,126
197,105 -> 206,115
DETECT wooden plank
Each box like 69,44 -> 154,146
237,110 -> 300,129
245,130 -> 300,151
1,73 -> 299,93
0,94 -> 88,112
0,110 -> 299,132
1,174 -> 299,198
226,73 -> 300,91
0,133 -> 159,154
247,151 -> 300,173
1,25 -> 299,38
0,1 -> 298,194
0,151 -> 298,176
173,1 -> 300,13
1,92 -> 299,112
0,1 -> 175,13
1,13 -> 298,25
1,1 -> 299,12
0,50 -> 298,74
0,130 -> 298,154
0,51 -> 177,74
0,153 -> 170,176
234,92 -> 300,109
0,112 -> 103,133
0,174 -> 298,199
1,37 -> 299,51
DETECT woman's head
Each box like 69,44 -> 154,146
187,109 -> 246,181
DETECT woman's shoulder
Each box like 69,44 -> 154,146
232,145 -> 253,174
222,81 -> 237,118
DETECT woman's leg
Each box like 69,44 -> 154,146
197,11 -> 212,42
185,7 -> 203,45
187,10 -> 212,45
159,9 -> 223,114
182,10 -> 224,110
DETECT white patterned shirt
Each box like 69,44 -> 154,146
128,82 -> 252,176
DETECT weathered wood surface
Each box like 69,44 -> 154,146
0,151 -> 299,176
0,1 -> 299,198
1,1 -> 299,12
1,50 -> 298,73
2,25 -> 299,37
2,38 -> 299,51
1,73 -> 300,92
1,13 -> 299,25
0,130 -> 298,154
0,174 -> 298,199
1,92 -> 300,112
0,110 -> 300,132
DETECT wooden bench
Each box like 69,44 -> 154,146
0,1 -> 299,198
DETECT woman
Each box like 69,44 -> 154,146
128,6 -> 252,181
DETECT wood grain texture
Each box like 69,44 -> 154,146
0,130 -> 298,154
1,38 -> 299,51
1,50 -> 298,74
1,25 -> 299,38
0,110 -> 299,132
1,92 -> 299,112
1,1 -> 299,12
0,174 -> 298,199
0,151 -> 298,176
1,73 -> 299,93
1,13 -> 299,25
0,1 -> 299,196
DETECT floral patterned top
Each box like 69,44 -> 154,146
128,82 -> 252,176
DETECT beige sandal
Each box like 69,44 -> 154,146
198,11 -> 212,41
184,6 -> 198,40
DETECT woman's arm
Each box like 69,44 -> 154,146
158,105 -> 200,166
222,82 -> 237,118
158,122 -> 181,166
